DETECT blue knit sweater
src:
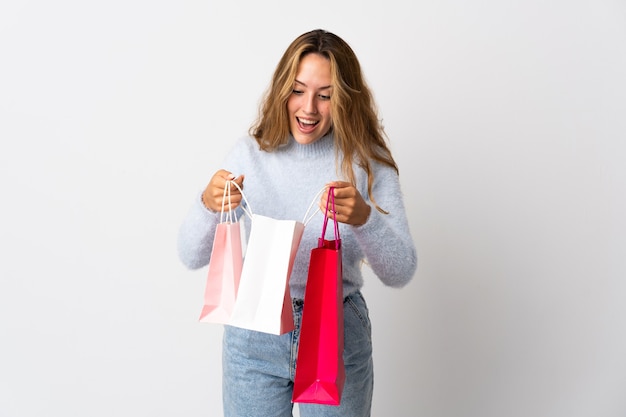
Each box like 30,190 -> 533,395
177,133 -> 417,299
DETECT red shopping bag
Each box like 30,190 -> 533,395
292,187 -> 345,406
198,182 -> 244,324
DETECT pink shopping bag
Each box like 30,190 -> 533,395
198,182 -> 244,324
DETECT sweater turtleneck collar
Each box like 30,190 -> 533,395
280,132 -> 335,158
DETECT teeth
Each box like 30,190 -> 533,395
299,118 -> 317,125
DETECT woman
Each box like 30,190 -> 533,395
178,29 -> 417,417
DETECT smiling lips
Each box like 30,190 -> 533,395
297,117 -> 319,133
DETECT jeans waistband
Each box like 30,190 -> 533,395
292,291 -> 357,307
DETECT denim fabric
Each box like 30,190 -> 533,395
222,291 -> 373,417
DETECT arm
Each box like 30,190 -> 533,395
325,171 -> 417,288
177,170 -> 245,270
177,190 -> 220,270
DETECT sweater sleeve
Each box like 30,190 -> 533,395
351,168 -> 417,288
177,191 -> 221,270
177,137 -> 252,271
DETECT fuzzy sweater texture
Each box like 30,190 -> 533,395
177,133 -> 417,299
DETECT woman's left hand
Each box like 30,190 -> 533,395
320,181 -> 372,226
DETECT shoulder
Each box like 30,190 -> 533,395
231,135 -> 260,152
224,135 -> 262,160
354,158 -> 400,186
219,135 -> 263,174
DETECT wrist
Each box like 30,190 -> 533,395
200,190 -> 214,212
356,204 -> 372,227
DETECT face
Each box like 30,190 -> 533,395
287,53 -> 333,145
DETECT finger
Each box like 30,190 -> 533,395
320,199 -> 344,216
329,184 -> 359,201
229,193 -> 243,204
220,169 -> 236,180
326,180 -> 351,188
210,171 -> 230,189
231,174 -> 245,190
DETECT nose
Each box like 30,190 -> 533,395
302,93 -> 318,115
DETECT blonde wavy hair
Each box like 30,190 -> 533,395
249,29 -> 398,213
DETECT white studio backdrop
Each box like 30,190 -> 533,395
1,1 -> 625,416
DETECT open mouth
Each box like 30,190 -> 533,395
297,117 -> 319,132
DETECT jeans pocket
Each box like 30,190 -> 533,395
344,291 -> 372,341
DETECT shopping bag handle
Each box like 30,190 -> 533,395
302,186 -> 328,226
320,186 -> 340,242
226,180 -> 253,219
219,181 -> 238,224
224,181 -> 326,226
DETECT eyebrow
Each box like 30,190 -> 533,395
294,79 -> 332,90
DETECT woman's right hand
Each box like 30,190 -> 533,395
201,169 -> 245,212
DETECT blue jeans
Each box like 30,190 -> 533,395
222,291 -> 373,417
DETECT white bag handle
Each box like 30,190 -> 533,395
224,181 -> 325,226
227,180 -> 253,219
302,186 -> 328,226
219,181 -> 238,224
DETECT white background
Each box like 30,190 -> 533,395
1,1 -> 625,416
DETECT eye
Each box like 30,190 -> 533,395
318,94 -> 331,100
292,89 -> 304,95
